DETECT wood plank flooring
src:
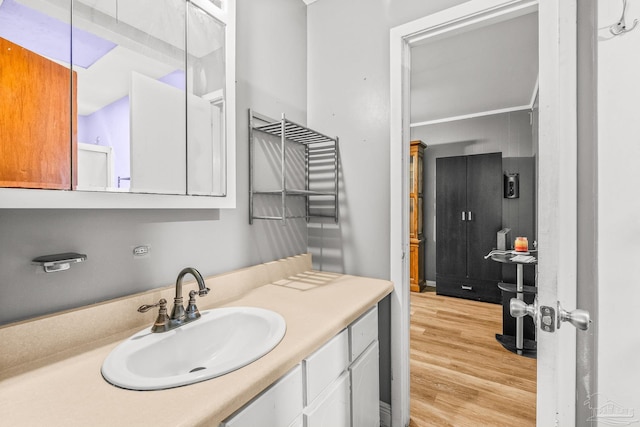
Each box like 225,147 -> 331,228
409,291 -> 536,427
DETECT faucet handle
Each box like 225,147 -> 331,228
138,298 -> 167,313
186,290 -> 209,319
138,299 -> 171,333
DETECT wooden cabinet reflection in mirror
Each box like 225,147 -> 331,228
0,37 -> 77,190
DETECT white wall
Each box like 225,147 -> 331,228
595,0 -> 640,420
0,0 -> 308,325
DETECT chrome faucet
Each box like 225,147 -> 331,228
138,267 -> 210,333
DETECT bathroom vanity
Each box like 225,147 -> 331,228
0,254 -> 392,426
222,306 -> 380,426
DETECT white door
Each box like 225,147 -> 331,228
130,72 -> 186,194
535,1 -> 580,424
390,1 -> 586,426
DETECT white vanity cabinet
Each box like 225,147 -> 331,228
221,306 -> 380,427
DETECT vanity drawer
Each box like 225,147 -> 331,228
348,306 -> 378,362
303,329 -> 349,406
221,364 -> 303,427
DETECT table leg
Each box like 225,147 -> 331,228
516,263 -> 524,354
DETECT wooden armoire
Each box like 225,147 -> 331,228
409,140 -> 426,292
435,152 -> 502,303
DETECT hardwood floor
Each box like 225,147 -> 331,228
409,291 -> 536,427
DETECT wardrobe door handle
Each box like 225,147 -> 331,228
461,285 -> 473,291
468,211 -> 472,221
461,211 -> 466,221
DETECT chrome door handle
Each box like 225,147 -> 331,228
510,298 -> 537,320
558,303 -> 591,331
467,211 -> 472,221
461,211 -> 466,221
512,299 -> 592,332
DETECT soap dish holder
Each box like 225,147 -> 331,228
32,253 -> 87,273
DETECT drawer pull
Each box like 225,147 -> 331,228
461,285 -> 473,291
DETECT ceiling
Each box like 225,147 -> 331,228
410,11 -> 538,126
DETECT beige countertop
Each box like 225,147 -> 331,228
0,257 -> 393,426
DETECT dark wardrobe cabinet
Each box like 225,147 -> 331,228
435,153 -> 502,303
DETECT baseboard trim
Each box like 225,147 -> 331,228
426,280 -> 436,288
380,401 -> 391,427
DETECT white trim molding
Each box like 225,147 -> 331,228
410,104 -> 532,128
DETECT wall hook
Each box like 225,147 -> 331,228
610,0 -> 638,36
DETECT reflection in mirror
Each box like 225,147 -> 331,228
0,0 -> 74,190
73,0 -> 187,194
0,0 -> 227,196
187,0 -> 226,196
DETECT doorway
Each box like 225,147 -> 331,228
408,5 -> 539,424
389,1 -> 581,426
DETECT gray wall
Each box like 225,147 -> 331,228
0,0 -> 308,326
306,0 -> 469,279
411,110 -> 536,282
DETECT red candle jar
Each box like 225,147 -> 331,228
514,237 -> 528,252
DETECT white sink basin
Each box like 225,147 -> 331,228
101,306 -> 286,390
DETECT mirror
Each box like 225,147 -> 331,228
0,0 -> 227,196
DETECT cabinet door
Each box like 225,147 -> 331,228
303,371 -> 350,427
288,415 -> 303,427
435,156 -> 467,277
221,365 -> 303,427
410,244 -> 419,288
466,153 -> 502,281
350,341 -> 380,427
409,149 -> 417,239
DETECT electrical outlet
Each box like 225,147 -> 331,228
132,245 -> 151,258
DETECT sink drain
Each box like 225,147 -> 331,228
189,367 -> 206,373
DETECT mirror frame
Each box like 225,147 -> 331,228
0,0 -> 236,209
